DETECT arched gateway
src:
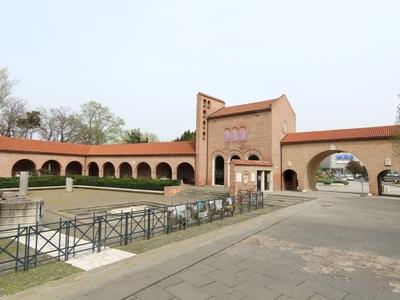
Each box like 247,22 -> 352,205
281,126 -> 398,195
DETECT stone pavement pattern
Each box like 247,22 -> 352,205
9,192 -> 400,300
128,193 -> 400,300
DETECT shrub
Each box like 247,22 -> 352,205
0,176 -> 180,191
316,178 -> 332,185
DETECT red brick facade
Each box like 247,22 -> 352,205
0,93 -> 396,196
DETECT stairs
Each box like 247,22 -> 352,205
175,186 -> 229,200
265,193 -> 316,207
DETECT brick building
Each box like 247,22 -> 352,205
0,92 -> 397,196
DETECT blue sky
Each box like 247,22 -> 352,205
1,1 -> 399,141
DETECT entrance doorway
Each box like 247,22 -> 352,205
214,156 -> 224,185
283,169 -> 298,191
257,170 -> 272,192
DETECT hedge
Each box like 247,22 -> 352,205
0,176 -> 180,191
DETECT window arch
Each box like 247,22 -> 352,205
224,129 -> 230,142
231,128 -> 238,142
239,127 -> 247,141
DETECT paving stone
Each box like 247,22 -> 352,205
299,280 -> 347,300
206,269 -> 247,287
204,254 -> 246,268
266,267 -> 306,285
166,282 -> 211,300
268,279 -> 314,300
235,258 -> 274,274
236,269 -> 276,286
342,293 -> 365,300
234,281 -> 282,300
309,295 -> 331,300
291,269 -> 334,285
175,269 -> 215,287
373,291 -> 400,300
329,278 -> 378,299
200,281 -> 233,297
276,295 -> 295,300
218,289 -> 248,300
187,262 -> 216,274
157,276 -> 183,289
135,285 -> 175,300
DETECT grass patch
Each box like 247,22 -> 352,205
117,205 -> 280,254
0,238 -> 25,263
0,262 -> 81,297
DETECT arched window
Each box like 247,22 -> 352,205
231,128 -> 238,142
224,129 -> 230,143
239,127 -> 247,141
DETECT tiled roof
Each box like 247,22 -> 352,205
87,141 -> 196,156
0,136 -> 196,156
208,95 -> 284,119
0,136 -> 91,156
281,125 -> 398,144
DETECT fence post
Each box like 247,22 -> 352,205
73,216 -> 77,257
97,216 -> 102,253
58,218 -> 62,261
15,224 -> 20,272
147,209 -> 151,239
24,226 -> 31,271
65,221 -> 70,261
124,212 -> 129,245
34,221 -> 39,267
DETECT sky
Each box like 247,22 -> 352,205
1,0 -> 399,141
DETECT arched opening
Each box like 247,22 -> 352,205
66,161 -> 83,176
119,162 -> 132,178
40,160 -> 61,176
88,162 -> 99,177
103,162 -> 115,177
177,163 -> 195,184
12,159 -> 36,176
214,156 -> 224,185
283,169 -> 298,191
156,162 -> 172,180
309,151 -> 369,194
137,162 -> 151,178
248,155 -> 260,161
230,155 -> 240,161
228,155 -> 240,187
378,169 -> 400,196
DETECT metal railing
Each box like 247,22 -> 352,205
0,191 -> 264,274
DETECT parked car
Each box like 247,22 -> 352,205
382,173 -> 400,183
346,175 -> 354,181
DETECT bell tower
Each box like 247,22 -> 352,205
195,92 -> 225,186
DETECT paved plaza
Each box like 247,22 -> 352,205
8,192 -> 400,300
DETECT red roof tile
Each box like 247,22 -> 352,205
0,136 -> 196,156
281,125 -> 398,144
0,136 -> 90,156
87,141 -> 196,156
208,95 -> 284,119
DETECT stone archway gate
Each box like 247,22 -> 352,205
281,125 -> 398,195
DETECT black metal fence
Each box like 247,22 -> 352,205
0,191 -> 264,274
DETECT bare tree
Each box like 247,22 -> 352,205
0,97 -> 27,137
39,107 -> 81,142
0,67 -> 16,104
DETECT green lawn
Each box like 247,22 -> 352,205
0,262 -> 81,297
